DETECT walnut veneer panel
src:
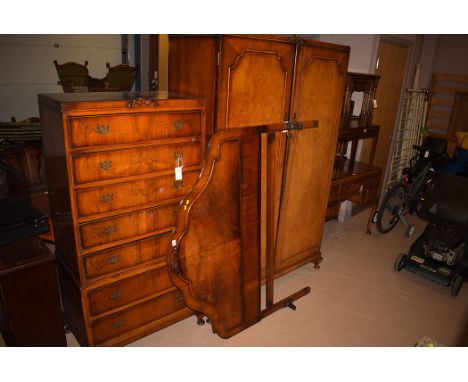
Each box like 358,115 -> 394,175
39,92 -> 205,346
169,127 -> 261,339
68,111 -> 201,148
168,35 -> 349,279
275,44 -> 348,272
216,36 -> 294,129
79,202 -> 177,250
83,234 -> 171,280
91,289 -> 185,345
87,266 -> 173,316
72,141 -> 201,185
75,171 -> 198,218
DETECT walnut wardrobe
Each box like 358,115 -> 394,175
169,35 -> 349,277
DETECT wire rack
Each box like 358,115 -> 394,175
386,89 -> 430,188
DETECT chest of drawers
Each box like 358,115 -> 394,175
38,92 -> 206,346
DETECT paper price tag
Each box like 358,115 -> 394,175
424,150 -> 430,158
175,166 -> 183,181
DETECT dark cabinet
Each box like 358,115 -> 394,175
0,237 -> 66,346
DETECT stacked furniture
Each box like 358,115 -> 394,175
169,34 -> 349,275
39,91 -> 206,346
326,72 -> 382,233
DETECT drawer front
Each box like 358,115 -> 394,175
92,290 -> 185,344
88,267 -> 173,316
69,112 -> 201,148
72,141 -> 201,185
79,203 -> 177,250
363,173 -> 381,189
76,170 -> 198,218
328,183 -> 340,202
83,234 -> 171,280
326,201 -> 340,220
340,178 -> 362,196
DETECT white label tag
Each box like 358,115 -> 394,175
372,99 -> 377,108
171,239 -> 177,247
175,166 -> 183,181
424,150 -> 430,158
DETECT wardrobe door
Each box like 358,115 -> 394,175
274,44 -> 349,273
216,36 -> 295,130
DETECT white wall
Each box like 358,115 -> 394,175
0,35 -> 122,121
320,34 -> 379,73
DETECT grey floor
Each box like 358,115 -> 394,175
2,208 -> 466,347
68,209 -> 467,347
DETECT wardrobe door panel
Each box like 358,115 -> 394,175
274,45 -> 348,273
216,37 -> 295,130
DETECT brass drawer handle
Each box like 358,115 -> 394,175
96,125 -> 110,135
111,290 -> 122,299
99,160 -> 112,171
173,151 -> 184,160
101,193 -> 114,203
173,120 -> 184,130
103,225 -> 117,235
113,319 -> 124,329
174,180 -> 183,190
106,255 -> 120,264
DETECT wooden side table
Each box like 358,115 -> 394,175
0,237 -> 66,346
327,124 -> 382,233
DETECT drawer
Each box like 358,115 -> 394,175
362,173 -> 381,189
360,183 -> 379,205
87,266 -> 174,317
72,141 -> 201,185
75,170 -> 198,218
92,289 -> 185,344
68,112 -> 201,149
79,203 -> 177,250
326,201 -> 340,220
340,178 -> 362,196
83,234 -> 171,280
328,183 -> 340,202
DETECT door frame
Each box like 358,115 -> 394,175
375,35 -> 415,203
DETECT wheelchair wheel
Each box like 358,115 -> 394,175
394,253 -> 407,272
451,275 -> 463,297
376,184 -> 408,233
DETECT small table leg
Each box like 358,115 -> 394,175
366,201 -> 377,235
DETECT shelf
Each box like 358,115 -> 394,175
332,158 -> 379,181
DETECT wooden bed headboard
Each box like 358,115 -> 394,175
425,73 -> 468,153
